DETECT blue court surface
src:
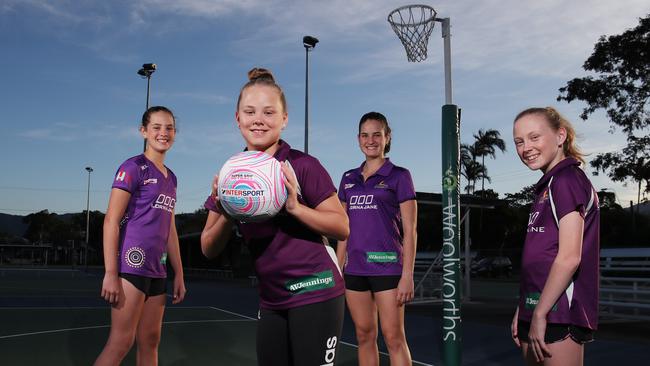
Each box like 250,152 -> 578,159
0,268 -> 648,365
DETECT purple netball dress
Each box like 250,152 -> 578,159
338,159 -> 416,276
518,157 -> 600,330
206,140 -> 344,310
112,154 -> 177,278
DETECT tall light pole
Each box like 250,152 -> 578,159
85,166 -> 93,268
303,36 -> 318,154
138,63 -> 157,151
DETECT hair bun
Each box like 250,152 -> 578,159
248,67 -> 275,82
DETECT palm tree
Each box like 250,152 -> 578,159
461,159 -> 490,194
460,143 -> 478,193
472,129 -> 506,195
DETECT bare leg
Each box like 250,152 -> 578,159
375,289 -> 411,366
521,338 -> 583,366
94,278 -> 146,366
135,293 -> 166,366
346,289 -> 379,366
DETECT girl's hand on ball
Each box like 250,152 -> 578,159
281,161 -> 300,215
211,174 -> 219,198
210,174 -> 231,219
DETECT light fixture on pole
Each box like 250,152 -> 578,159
85,166 -> 93,268
138,63 -> 157,151
303,36 -> 319,154
388,5 -> 461,366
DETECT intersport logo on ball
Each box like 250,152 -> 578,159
221,189 -> 266,197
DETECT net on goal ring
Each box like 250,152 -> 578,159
387,4 -> 437,62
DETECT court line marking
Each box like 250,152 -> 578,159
207,306 -> 434,366
0,306 -> 434,365
0,306 -> 231,310
0,318 -> 254,340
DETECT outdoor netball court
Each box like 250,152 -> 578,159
0,268 -> 647,365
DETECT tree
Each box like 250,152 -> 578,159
472,129 -> 506,195
460,143 -> 478,193
503,185 -> 537,208
557,14 -> 650,135
461,159 -> 489,194
597,189 -> 622,210
590,135 -> 650,211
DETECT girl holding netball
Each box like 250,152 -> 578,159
201,68 -> 349,366
336,112 -> 417,366
95,106 -> 186,366
511,107 -> 599,366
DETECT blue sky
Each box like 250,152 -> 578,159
1,0 -> 649,215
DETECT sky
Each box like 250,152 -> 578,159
1,0 -> 649,216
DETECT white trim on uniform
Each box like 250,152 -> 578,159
565,281 -> 575,306
547,177 -> 560,226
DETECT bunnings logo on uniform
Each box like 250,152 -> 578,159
525,292 -> 558,311
286,270 -> 335,294
367,252 -> 398,263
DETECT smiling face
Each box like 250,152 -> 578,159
140,110 -> 176,153
236,84 -> 287,154
358,119 -> 390,159
513,113 -> 567,173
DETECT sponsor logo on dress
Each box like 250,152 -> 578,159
125,246 -> 145,268
524,292 -> 558,311
344,183 -> 355,189
285,270 -> 335,294
367,252 -> 398,263
152,194 -> 175,212
374,180 -> 388,189
539,189 -> 549,203
160,252 -> 167,265
140,164 -> 148,170
321,336 -> 338,366
143,178 -> 158,185
115,171 -> 126,182
527,211 -> 544,232
348,194 -> 377,210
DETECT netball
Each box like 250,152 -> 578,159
217,150 -> 288,222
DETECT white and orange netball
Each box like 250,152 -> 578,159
217,151 -> 288,222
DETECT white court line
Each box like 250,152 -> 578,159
206,307 -> 434,366
0,318 -> 254,340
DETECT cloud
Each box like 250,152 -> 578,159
158,91 -> 231,105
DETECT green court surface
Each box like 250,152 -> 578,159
0,268 -> 405,365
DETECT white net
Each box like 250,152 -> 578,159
387,5 -> 437,62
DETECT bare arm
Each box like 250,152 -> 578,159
282,162 -> 349,241
200,208 -> 233,259
167,213 -> 186,303
528,210 -> 584,361
397,199 -> 418,305
100,188 -> 131,304
335,202 -> 348,269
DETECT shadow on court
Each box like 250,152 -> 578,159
0,268 -> 648,365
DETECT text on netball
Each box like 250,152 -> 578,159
221,189 -> 265,197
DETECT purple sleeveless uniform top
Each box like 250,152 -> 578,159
112,154 -> 176,278
205,140 -> 344,310
338,159 -> 416,276
518,157 -> 600,330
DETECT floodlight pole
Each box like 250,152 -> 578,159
85,166 -> 93,269
435,16 -> 462,366
303,36 -> 318,154
138,63 -> 157,152
304,47 -> 310,154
